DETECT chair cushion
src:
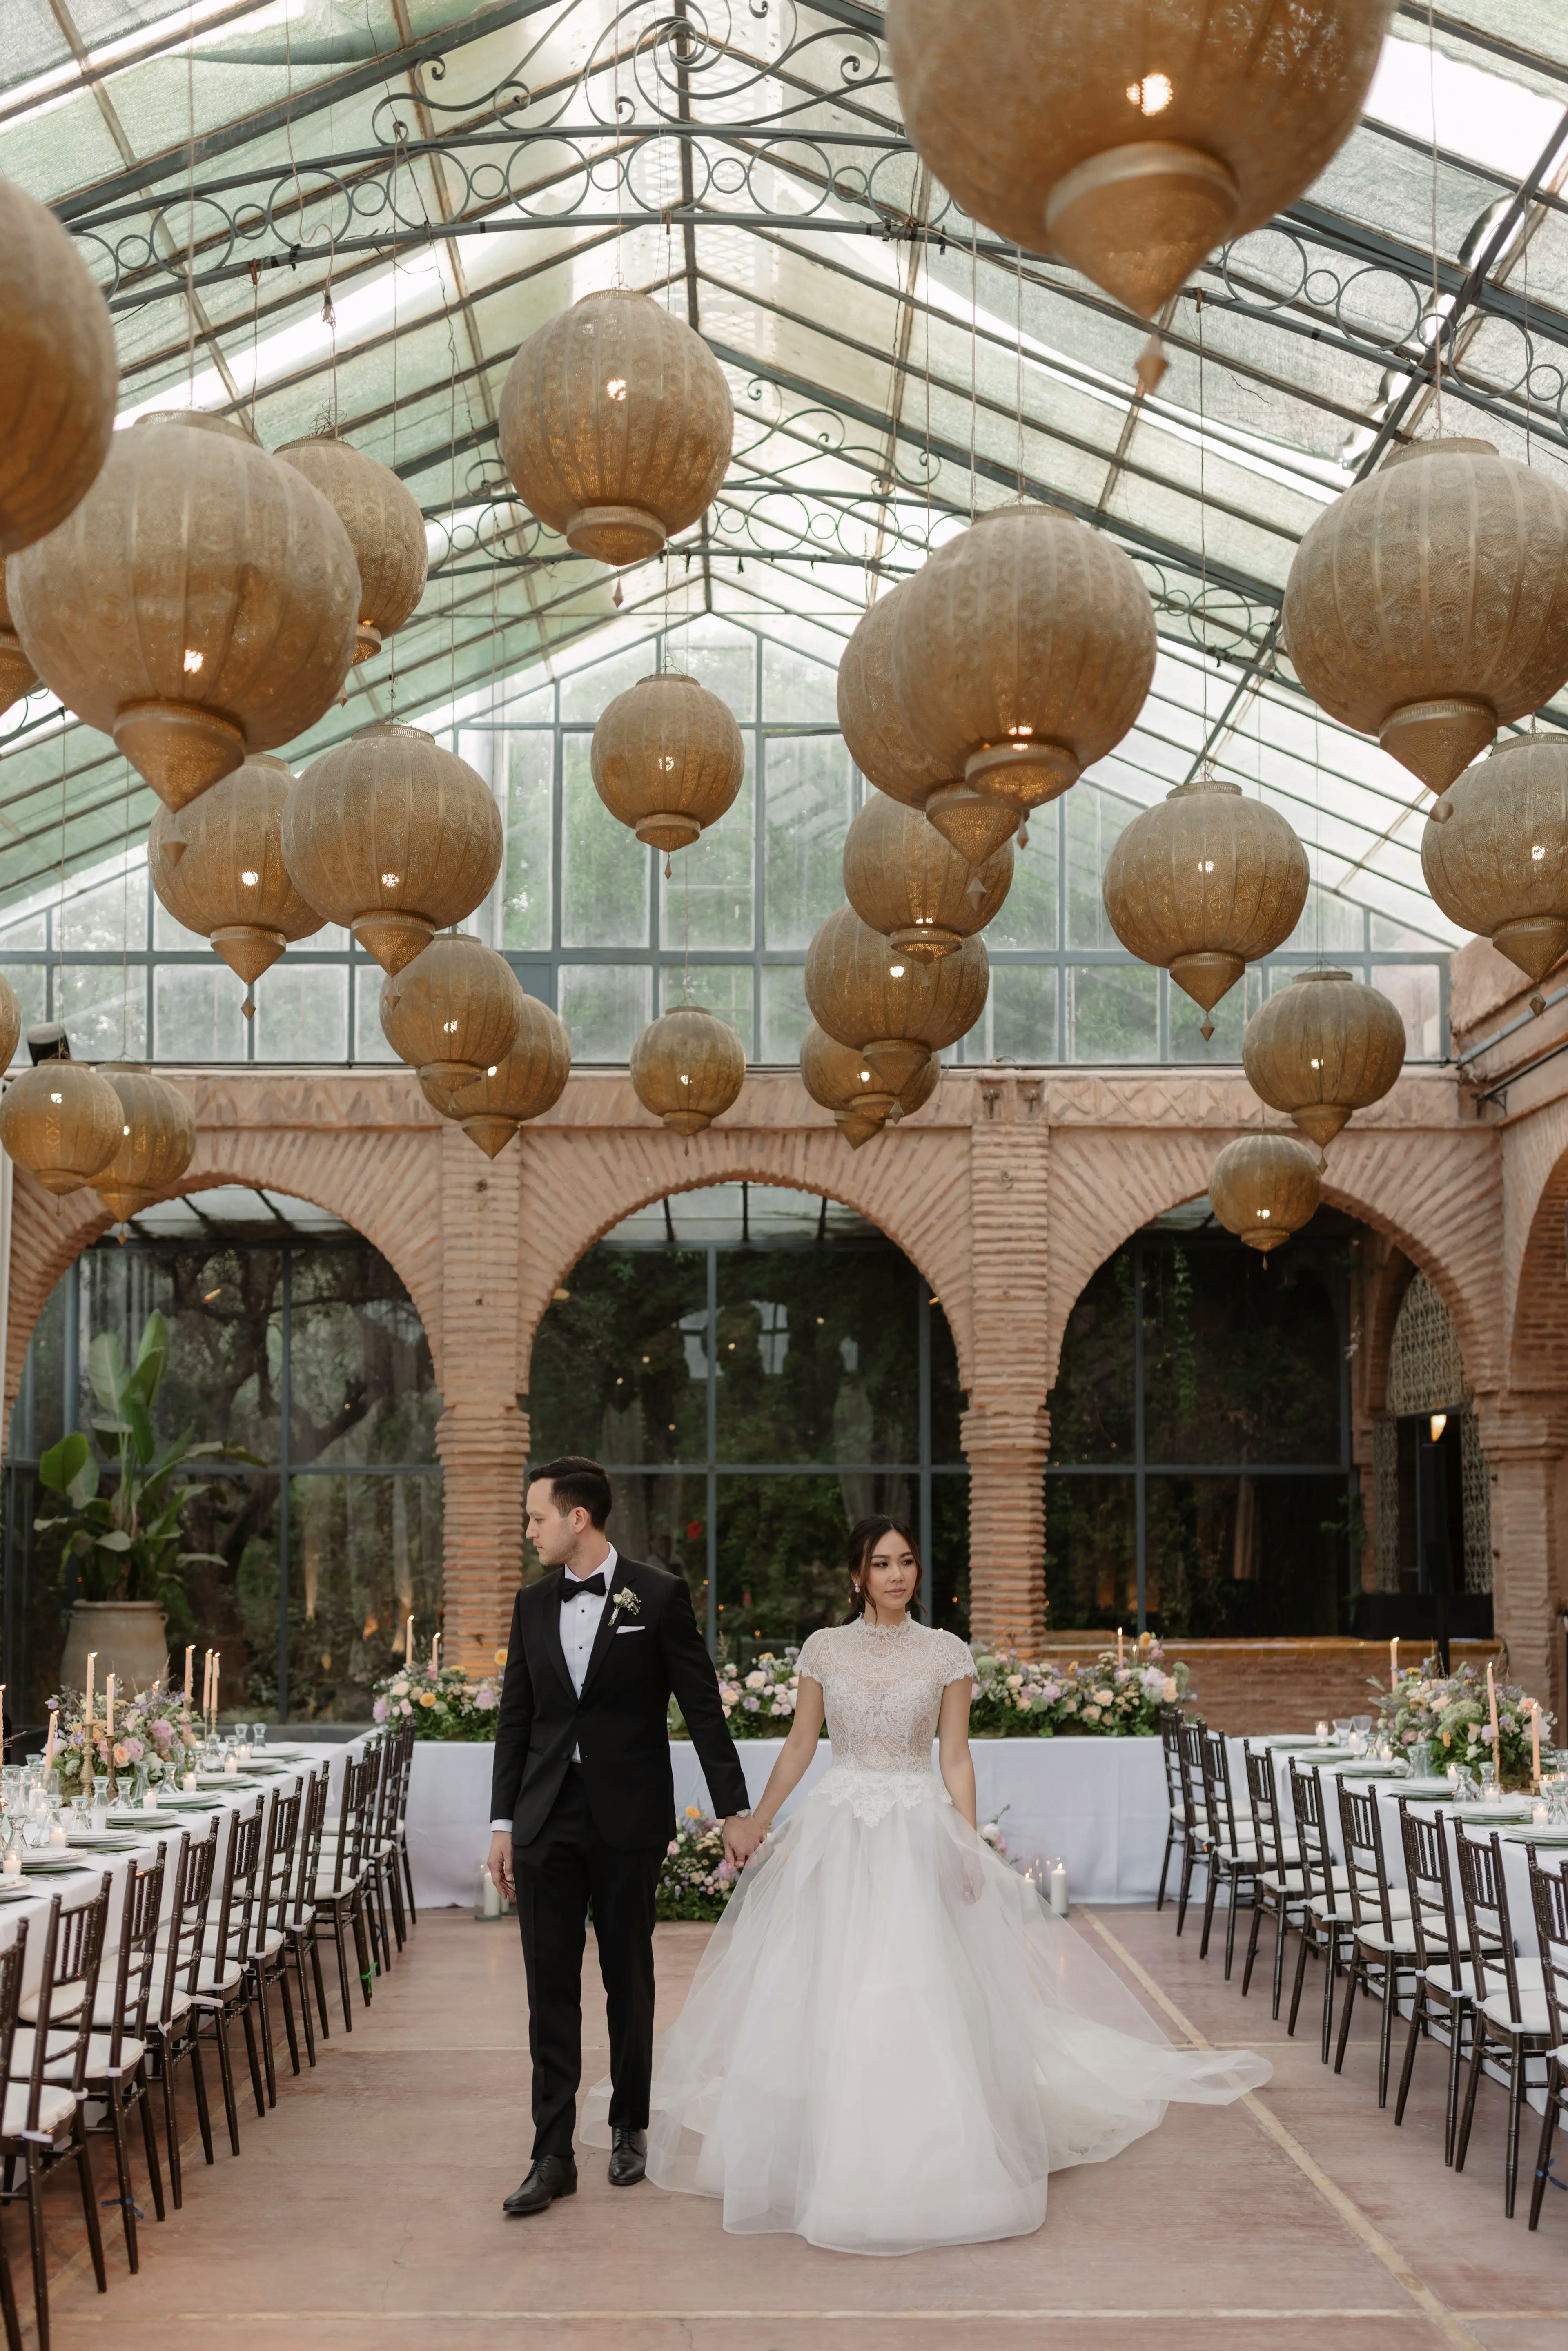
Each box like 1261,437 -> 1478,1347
10,2025 -> 147,2080
1,2082 -> 75,2139
1479,1988 -> 1552,2037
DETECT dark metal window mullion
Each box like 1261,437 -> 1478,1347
1133,1238 -> 1147,1637
277,1249 -> 291,1724
918,1270 -> 933,1618
706,1240 -> 718,1654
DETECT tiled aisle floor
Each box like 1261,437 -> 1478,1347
38,1902 -> 1568,2351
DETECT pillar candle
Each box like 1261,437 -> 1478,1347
1390,1635 -> 1399,1692
184,1646 -> 194,1707
1486,1661 -> 1500,1761
1531,1699 -> 1542,1789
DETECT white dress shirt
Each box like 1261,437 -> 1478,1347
491,1548 -> 617,1829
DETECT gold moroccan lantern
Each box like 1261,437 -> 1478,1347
428,995 -> 571,1158
8,412 -> 359,807
805,904 -> 988,1094
1242,969 -> 1406,1149
1101,774 -> 1309,1033
885,1 -> 1393,320
892,1052 -> 940,1123
92,1067 -> 196,1223
149,755 -> 325,990
282,724 -> 503,972
499,290 -> 732,566
631,1003 -> 746,1137
381,934 -> 522,1110
1208,1131 -> 1322,1256
800,1023 -> 897,1150
275,435 -> 428,664
843,788 -> 1013,963
0,974 -> 19,1074
891,504 -> 1156,828
1284,439 -> 1568,792
1422,735 -> 1568,985
0,173 -> 118,556
0,570 -> 38,721
0,1060 -> 121,1195
590,671 -> 744,852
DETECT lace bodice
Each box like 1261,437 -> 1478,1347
797,1619 -> 976,1775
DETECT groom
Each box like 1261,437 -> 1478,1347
488,1455 -> 760,2215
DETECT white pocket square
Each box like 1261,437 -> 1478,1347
615,1624 -> 646,1635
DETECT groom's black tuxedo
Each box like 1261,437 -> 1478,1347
490,1555 -> 748,2162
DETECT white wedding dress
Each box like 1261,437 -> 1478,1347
582,1616 -> 1270,2255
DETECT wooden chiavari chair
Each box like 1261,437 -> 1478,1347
1240,1743 -> 1307,2017
1173,1717 -> 1211,1936
0,1925 -> 31,2351
1197,1728 -> 1261,1977
184,1798 -> 268,2153
1525,1847 -> 1568,2231
313,1749 -> 382,2031
282,1761 -> 332,2062
1452,1827 -> 1551,2217
242,1783 -> 305,2101
1286,1760 -> 1356,2061
1155,1707 -> 1188,1912
1332,1781 -> 1422,2107
67,1847 -> 168,2273
149,1818 -> 218,2199
1393,1801 -> 1473,2163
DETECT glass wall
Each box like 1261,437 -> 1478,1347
2,1190 -> 441,1725
528,1183 -> 969,1653
1046,1203 -> 1356,1638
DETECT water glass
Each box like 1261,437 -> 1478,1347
1408,1740 -> 1433,1779
1332,1718 -> 1354,1744
1352,1715 -> 1373,1736
251,1722 -> 268,1754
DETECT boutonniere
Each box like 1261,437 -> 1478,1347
611,1586 -> 641,1618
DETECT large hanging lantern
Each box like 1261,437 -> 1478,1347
282,724 -> 503,972
590,671 -> 744,852
631,1003 -> 746,1137
800,1023 -> 897,1150
1242,969 -> 1405,1150
891,504 -> 1156,834
0,570 -> 38,722
275,435 -> 428,664
0,174 -> 118,557
499,290 -> 732,566
8,412 -> 359,807
0,1061 -> 121,1195
805,903 -> 988,1094
0,974 -> 19,1075
381,934 -> 523,1110
91,1068 -> 196,1224
891,1052 -> 940,1124
1209,1131 -> 1322,1256
1102,773 -> 1309,1033
1422,735 -> 1568,986
1284,439 -> 1568,793
149,755 -> 325,990
885,1 -> 1394,321
428,995 -> 571,1159
843,788 -> 1013,964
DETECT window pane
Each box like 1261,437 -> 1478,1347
1068,963 -> 1158,1060
154,963 -> 247,1061
604,1472 -> 708,1584
1,963 -> 46,1058
660,964 -> 755,1055
558,963 -> 650,1060
764,736 -> 853,947
668,617 -> 756,719
253,963 -> 348,1061
354,965 -> 399,1061
287,1470 -> 443,1721
1283,885 -> 1364,957
658,750 -> 754,949
716,1472 -> 910,1651
501,732 -> 553,952
760,964 -> 809,1062
931,1473 -> 970,1636
1066,787 -> 1134,949
181,1470 -> 283,1719
562,734 -> 650,947
0,914 -> 46,950
1166,964 -> 1263,1064
715,1244 -> 918,1466
57,871 -> 142,952
762,639 -> 838,722
1144,1472 -> 1350,1637
56,963 -> 147,1059
1374,962 -> 1442,1060
1044,1473 -> 1135,1630
289,1248 -> 441,1466
75,1239 -> 283,1460
560,643 -> 648,721
530,1247 -> 710,1465
986,820 -> 1058,952
1049,1253 -> 1136,1462
1143,1241 -> 1343,1465
991,964 -> 1058,1061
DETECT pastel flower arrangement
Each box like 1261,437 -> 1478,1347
669,1647 -> 808,1740
1372,1662 -> 1554,1791
371,1651 -> 503,1742
658,1807 -> 1010,1922
47,1678 -> 200,1789
968,1640 -> 1189,1739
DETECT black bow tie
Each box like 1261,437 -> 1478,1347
566,1571 -> 608,1599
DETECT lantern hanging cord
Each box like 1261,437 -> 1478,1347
185,3 -> 196,402
1015,242 -> 1024,497
969,216 -> 978,524
1428,0 -> 1444,433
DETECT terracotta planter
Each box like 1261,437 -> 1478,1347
59,1600 -> 170,1698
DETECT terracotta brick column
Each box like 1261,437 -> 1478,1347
1471,1396 -> 1568,1728
963,1082 -> 1051,1652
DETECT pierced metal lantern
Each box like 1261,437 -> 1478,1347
499,290 -> 733,566
282,724 -> 503,973
1422,735 -> 1568,986
430,994 -> 571,1158
843,788 -> 1013,963
631,1003 -> 746,1137
590,671 -> 745,853
0,568 -> 38,722
800,1023 -> 897,1150
886,0 -> 1394,320
805,903 -> 988,1095
275,435 -> 428,664
0,172 -> 118,557
1284,439 -> 1568,792
1208,1130 -> 1322,1255
0,974 -> 19,1075
1102,773 -> 1309,1030
0,1061 -> 122,1195
1242,968 -> 1406,1149
381,934 -> 523,1110
149,755 -> 325,989
91,1067 -> 196,1223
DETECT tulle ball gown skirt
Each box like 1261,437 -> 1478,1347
582,1765 -> 1270,2255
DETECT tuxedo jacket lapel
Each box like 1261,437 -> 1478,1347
535,1570 -> 578,1705
579,1560 -> 639,1702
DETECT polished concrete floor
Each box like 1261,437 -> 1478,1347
33,1900 -> 1568,2351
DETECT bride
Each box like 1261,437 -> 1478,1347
584,1516 -> 1270,2256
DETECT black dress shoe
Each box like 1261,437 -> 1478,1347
503,2156 -> 577,2216
608,2127 -> 647,2186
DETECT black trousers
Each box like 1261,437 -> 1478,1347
515,1764 -> 664,2162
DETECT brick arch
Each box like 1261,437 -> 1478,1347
1508,1134 -> 1568,1391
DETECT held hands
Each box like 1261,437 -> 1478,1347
722,1814 -> 767,1870
488,1830 -> 515,1903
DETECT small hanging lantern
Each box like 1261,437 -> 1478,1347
800,1023 -> 898,1149
631,1003 -> 746,1137
0,974 -> 19,1075
275,434 -> 429,664
381,934 -> 523,1110
1209,1131 -> 1322,1255
843,788 -> 1013,964
805,904 -> 988,1095
0,570 -> 38,722
1422,735 -> 1568,986
149,755 -> 325,990
1241,968 -> 1406,1149
0,172 -> 118,557
590,671 -> 744,852
429,995 -> 571,1157
0,1060 -> 122,1195
91,1068 -> 196,1224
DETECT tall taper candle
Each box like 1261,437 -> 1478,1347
1531,1699 -> 1542,1789
1116,1627 -> 1124,1669
184,1646 -> 194,1707
1487,1660 -> 1500,1761
212,1653 -> 219,1725
84,1651 -> 95,1738
1390,1635 -> 1399,1692
431,1632 -> 441,1676
106,1674 -> 115,1743
43,1705 -> 56,1772
405,1613 -> 414,1664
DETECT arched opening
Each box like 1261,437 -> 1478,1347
3,1185 -> 442,1726
1362,1270 -> 1493,1646
528,1181 -> 969,1652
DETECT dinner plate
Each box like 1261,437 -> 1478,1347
1503,1824 -> 1568,1845
1261,1736 -> 1322,1750
16,1856 -> 89,1874
1450,1803 -> 1533,1823
1399,1778 -> 1457,1800
65,1833 -> 140,1850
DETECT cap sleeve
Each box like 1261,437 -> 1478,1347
797,1628 -> 831,1684
938,1631 -> 977,1687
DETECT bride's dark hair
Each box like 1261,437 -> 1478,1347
843,1515 -> 925,1623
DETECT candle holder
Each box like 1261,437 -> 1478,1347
90,1774 -> 109,1829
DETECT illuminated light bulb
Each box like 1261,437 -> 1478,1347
657,755 -> 675,771
606,377 -> 628,401
1532,843 -> 1547,860
487,1065 -> 498,1077
1198,858 -> 1214,873
859,1069 -> 872,1085
889,962 -> 906,978
1257,1206 -> 1271,1220
1430,1411 -> 1448,1442
49,1091 -> 61,1104
380,872 -> 399,888
1309,1056 -> 1322,1070
1125,71 -> 1173,115
441,1019 -> 459,1033
678,1072 -> 691,1086
239,869 -> 259,886
183,648 -> 204,675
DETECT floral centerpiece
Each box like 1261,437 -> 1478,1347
668,1645 -> 809,1739
1372,1661 -> 1553,1791
968,1640 -> 1189,1739
47,1678 -> 200,1792
372,1650 -> 503,1741
657,1805 -> 1011,1922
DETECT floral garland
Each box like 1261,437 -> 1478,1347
371,1653 -> 502,1741
968,1640 -> 1188,1738
657,1805 -> 1011,1922
47,1679 -> 201,1789
1372,1662 -> 1554,1791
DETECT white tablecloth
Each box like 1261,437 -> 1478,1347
405,1736 -> 1171,1910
